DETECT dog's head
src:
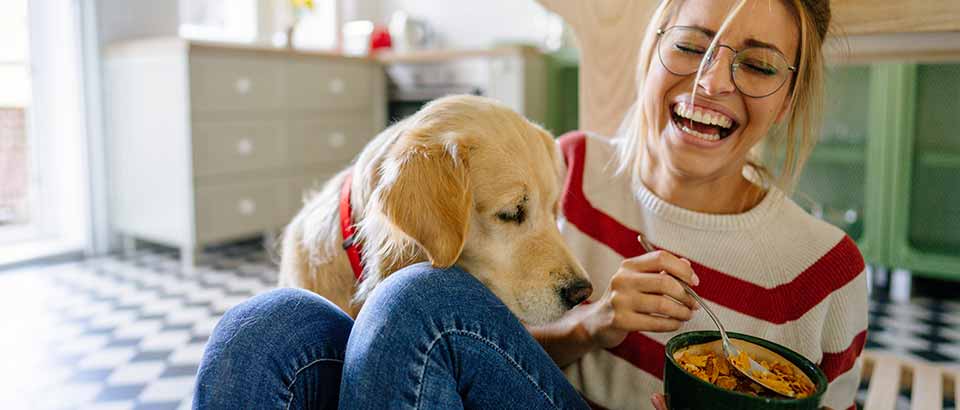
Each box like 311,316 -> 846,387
368,95 -> 591,325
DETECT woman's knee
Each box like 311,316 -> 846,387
196,288 -> 354,407
214,288 -> 352,345
201,287 -> 354,377
357,262 -> 515,336
366,263 -> 499,316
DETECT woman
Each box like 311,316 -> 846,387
194,0 -> 866,409
532,0 -> 866,409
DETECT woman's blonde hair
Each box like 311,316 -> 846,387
613,0 -> 832,194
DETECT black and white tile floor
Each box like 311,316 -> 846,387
0,242 -> 274,410
0,241 -> 957,409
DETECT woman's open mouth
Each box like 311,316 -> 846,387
670,102 -> 740,142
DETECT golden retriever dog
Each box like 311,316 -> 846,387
278,95 -> 592,324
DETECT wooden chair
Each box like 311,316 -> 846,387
862,350 -> 959,410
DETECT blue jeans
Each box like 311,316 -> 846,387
194,262 -> 589,409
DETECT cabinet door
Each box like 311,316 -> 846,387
190,54 -> 283,111
195,180 -> 287,244
287,112 -> 377,168
286,60 -> 375,112
904,64 -> 960,274
793,65 -> 871,243
192,121 -> 286,176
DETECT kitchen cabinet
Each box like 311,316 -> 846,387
795,62 -> 960,281
105,38 -> 386,272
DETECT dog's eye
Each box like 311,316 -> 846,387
496,205 -> 526,225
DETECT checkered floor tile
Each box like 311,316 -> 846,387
0,241 -> 958,409
0,241 -> 275,410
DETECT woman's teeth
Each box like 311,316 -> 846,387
678,123 -> 721,141
674,103 -> 733,128
672,103 -> 737,142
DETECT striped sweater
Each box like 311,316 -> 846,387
557,132 -> 868,410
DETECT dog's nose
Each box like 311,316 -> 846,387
561,279 -> 593,309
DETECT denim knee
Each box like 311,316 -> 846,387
364,262 -> 502,318
195,288 -> 354,408
353,262 -> 517,346
211,288 -> 353,356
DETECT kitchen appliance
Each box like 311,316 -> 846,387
388,11 -> 434,54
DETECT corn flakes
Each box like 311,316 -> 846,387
674,348 -> 815,399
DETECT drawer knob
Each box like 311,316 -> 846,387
328,132 -> 346,148
237,198 -> 256,215
236,138 -> 254,155
234,77 -> 252,95
329,78 -> 345,94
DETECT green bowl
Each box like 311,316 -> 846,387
663,331 -> 828,410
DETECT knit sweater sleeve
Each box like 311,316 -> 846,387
818,244 -> 869,410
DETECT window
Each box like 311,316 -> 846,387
179,0 -> 258,43
178,0 -> 339,50
0,0 -> 88,265
0,0 -> 32,229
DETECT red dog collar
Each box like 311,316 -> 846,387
339,172 -> 364,280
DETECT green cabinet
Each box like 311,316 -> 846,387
890,63 -> 960,280
798,63 -> 960,280
795,65 -> 872,245
544,48 -> 580,136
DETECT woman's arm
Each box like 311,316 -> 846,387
527,250 -> 701,368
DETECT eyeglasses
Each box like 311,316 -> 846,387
656,26 -> 797,98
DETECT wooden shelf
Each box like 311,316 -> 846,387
808,144 -> 866,165
919,151 -> 960,169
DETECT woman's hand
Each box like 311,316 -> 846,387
651,393 -> 669,410
580,250 -> 700,349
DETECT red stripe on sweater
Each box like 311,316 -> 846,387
820,330 -> 868,382
558,131 -> 865,324
609,331 -> 667,380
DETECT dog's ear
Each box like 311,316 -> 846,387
376,131 -> 472,267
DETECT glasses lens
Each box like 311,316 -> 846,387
733,48 -> 791,97
658,27 -> 711,76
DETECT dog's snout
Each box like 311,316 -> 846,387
561,279 -> 593,309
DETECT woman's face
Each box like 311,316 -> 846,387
641,0 -> 799,182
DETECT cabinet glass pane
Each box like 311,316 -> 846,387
820,65 -> 871,146
791,65 -> 870,240
908,64 -> 960,254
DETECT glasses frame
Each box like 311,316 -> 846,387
655,25 -> 797,98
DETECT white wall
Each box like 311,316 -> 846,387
95,0 -> 179,45
27,0 -> 87,248
375,0 -> 558,49
92,0 -> 563,50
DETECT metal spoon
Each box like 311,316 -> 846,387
636,233 -> 799,398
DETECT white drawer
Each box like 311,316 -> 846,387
190,54 -> 283,111
287,113 -> 377,167
195,180 -> 287,243
286,60 -> 374,111
192,121 -> 285,176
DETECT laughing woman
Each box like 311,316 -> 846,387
530,0 -> 867,409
